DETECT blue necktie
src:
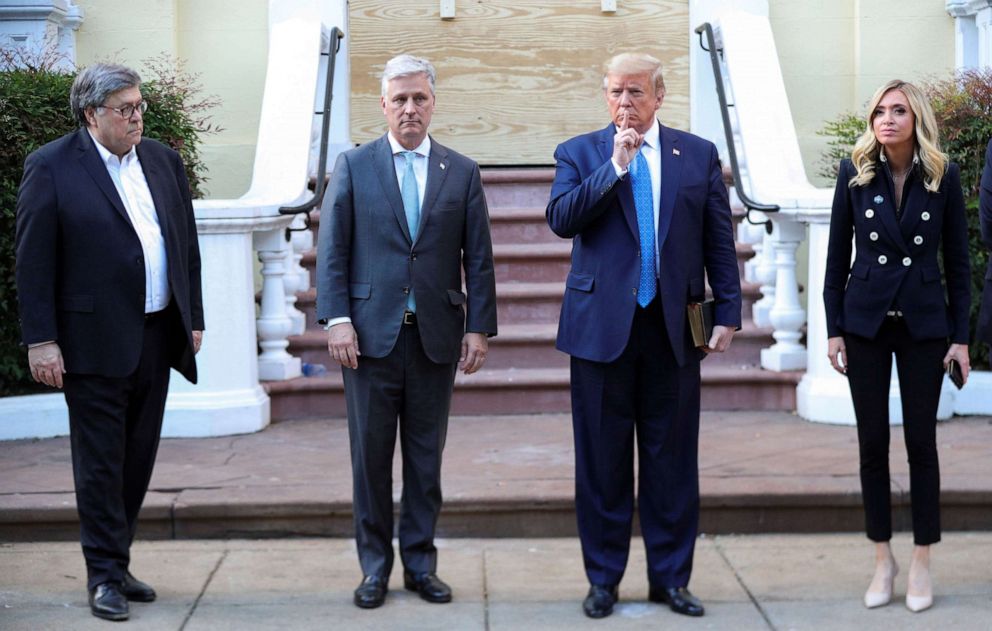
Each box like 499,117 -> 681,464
401,151 -> 420,312
631,150 -> 656,307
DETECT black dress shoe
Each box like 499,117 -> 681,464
122,572 -> 157,602
89,582 -> 129,621
582,584 -> 618,619
649,585 -> 705,617
354,575 -> 388,608
403,571 -> 452,603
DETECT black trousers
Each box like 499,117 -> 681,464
844,317 -> 945,546
62,306 -> 177,590
570,298 -> 702,588
342,319 -> 457,580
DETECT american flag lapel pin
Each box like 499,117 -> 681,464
673,148 -> 681,156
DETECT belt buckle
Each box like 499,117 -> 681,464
403,311 -> 415,325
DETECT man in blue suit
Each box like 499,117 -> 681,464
546,53 -> 741,619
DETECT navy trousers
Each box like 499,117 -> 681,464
570,298 -> 702,588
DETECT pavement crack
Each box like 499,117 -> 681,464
714,537 -> 777,631
482,547 -> 490,631
178,548 -> 228,630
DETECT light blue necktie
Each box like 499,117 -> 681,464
400,151 -> 420,312
630,150 -> 656,307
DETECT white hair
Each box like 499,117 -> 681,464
380,54 -> 436,96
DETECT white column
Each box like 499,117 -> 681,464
164,218 -> 276,437
977,7 -> 992,68
760,217 -> 807,371
255,227 -> 302,381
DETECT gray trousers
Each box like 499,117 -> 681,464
342,321 -> 457,579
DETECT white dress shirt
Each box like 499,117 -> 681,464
88,130 -> 170,313
325,133 -> 432,329
612,118 -> 662,274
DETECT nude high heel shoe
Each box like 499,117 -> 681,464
905,592 -> 933,612
864,560 -> 898,609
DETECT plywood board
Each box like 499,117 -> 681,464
349,0 -> 689,165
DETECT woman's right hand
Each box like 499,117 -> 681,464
827,336 -> 848,375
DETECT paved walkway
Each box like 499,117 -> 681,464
2,412 -> 992,539
2,533 -> 991,630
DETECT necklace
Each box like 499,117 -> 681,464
892,166 -> 912,179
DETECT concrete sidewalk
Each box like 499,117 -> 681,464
2,533 -> 990,630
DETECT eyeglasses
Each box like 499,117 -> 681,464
97,100 -> 148,119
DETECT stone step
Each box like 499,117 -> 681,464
489,206 -> 561,245
493,242 -> 571,283
481,167 -> 555,209
288,318 -> 773,372
264,365 -> 800,421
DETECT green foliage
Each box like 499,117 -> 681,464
818,69 -> 992,369
0,50 -> 220,395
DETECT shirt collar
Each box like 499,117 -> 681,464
640,118 -> 661,152
387,132 -> 431,158
87,128 -> 137,166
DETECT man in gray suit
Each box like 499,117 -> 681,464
316,54 -> 497,609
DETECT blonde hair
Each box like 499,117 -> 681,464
849,80 -> 947,192
602,53 -> 666,95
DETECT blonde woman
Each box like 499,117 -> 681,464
823,80 -> 971,613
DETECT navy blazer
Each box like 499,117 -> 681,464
15,128 -> 204,382
315,134 -> 497,364
978,139 -> 992,344
823,159 -> 970,344
546,122 -> 741,366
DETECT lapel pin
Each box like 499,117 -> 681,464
440,163 -> 446,170
672,148 -> 681,156
873,195 -> 883,204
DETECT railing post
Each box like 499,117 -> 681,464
283,215 -> 310,336
760,217 -> 806,371
255,227 -> 302,381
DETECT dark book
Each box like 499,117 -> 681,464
687,300 -> 714,348
947,359 -> 965,390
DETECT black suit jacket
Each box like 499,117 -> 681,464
978,139 -> 992,344
824,158 -> 970,344
15,128 -> 204,382
315,134 -> 497,364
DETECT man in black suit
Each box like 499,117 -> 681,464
15,63 -> 204,621
316,54 -> 497,609
979,138 -> 992,348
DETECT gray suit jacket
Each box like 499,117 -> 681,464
316,134 -> 497,364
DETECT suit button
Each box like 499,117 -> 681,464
913,235 -> 923,245
411,253 -> 417,260
402,287 -> 410,294
878,255 -> 888,265
922,211 -> 931,221
632,288 -> 637,296
137,257 -> 143,265
902,257 -> 912,267
865,208 -> 875,219
869,231 -> 879,241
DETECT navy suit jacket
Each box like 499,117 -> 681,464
824,159 -> 970,344
546,122 -> 742,366
315,134 -> 497,364
15,128 -> 204,382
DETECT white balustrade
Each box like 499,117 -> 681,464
760,217 -> 806,371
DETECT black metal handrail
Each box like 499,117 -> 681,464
695,22 -> 779,233
279,26 -> 345,231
